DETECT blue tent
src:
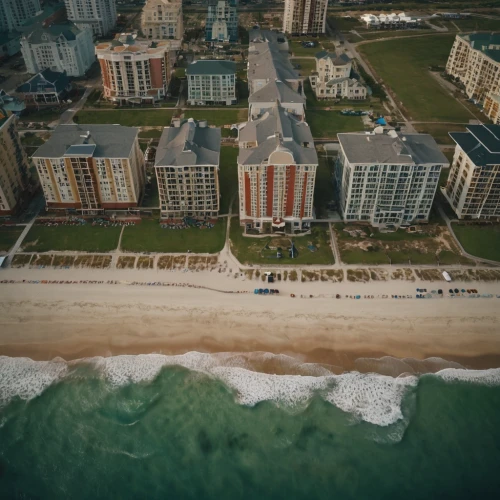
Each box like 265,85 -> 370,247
375,117 -> 387,126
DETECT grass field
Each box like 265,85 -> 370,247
452,224 -> 500,262
230,222 -> 335,265
359,30 -> 434,41
0,226 -> 23,252
289,41 -> 321,57
219,146 -> 239,214
306,110 -> 365,138
181,109 -> 247,127
359,36 -> 472,122
75,109 -> 174,127
120,219 -> 226,253
413,123 -> 467,145
22,224 -> 121,252
291,58 -> 317,77
440,17 -> 500,32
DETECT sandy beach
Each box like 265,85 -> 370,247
1,265 -> 500,375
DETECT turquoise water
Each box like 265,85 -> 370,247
1,354 -> 500,499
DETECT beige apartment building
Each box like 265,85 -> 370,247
155,118 -> 221,219
141,0 -> 183,40
446,33 -> 500,106
443,124 -> 500,220
96,33 -> 180,105
309,51 -> 367,100
283,0 -> 328,35
484,92 -> 500,125
0,109 -> 32,215
33,124 -> 145,213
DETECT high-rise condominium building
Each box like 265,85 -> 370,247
205,0 -> 238,43
283,0 -> 328,35
64,0 -> 117,37
443,124 -> 500,220
33,124 -> 145,213
336,131 -> 447,228
155,118 -> 221,219
0,0 -> 41,32
141,0 -> 183,40
21,21 -> 95,77
238,105 -> 318,232
0,108 -> 32,215
96,33 -> 179,105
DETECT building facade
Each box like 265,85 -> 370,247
283,0 -> 328,35
443,124 -> 500,220
141,0 -> 183,41
155,118 -> 221,219
484,92 -> 500,125
336,131 -> 447,229
64,0 -> 117,37
96,33 -> 179,105
205,0 -> 238,43
16,69 -> 71,107
446,33 -> 500,104
309,51 -> 367,100
0,109 -> 32,215
33,124 -> 145,213
238,105 -> 318,231
0,0 -> 41,32
360,12 -> 419,29
186,60 -> 236,105
21,21 -> 95,77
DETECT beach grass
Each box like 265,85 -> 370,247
120,219 -> 226,254
21,224 -> 121,253
0,226 -> 24,252
452,224 -> 500,262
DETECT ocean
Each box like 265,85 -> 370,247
1,353 -> 500,499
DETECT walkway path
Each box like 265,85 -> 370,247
328,222 -> 342,265
5,216 -> 37,268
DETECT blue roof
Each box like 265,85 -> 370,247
17,69 -> 70,94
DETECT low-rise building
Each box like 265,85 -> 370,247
16,69 -> 71,107
21,20 -> 95,77
155,118 -> 221,219
446,33 -> 500,104
0,90 -> 26,115
443,124 -> 500,219
96,33 -> 179,105
205,0 -> 238,43
238,105 -> 318,232
33,124 -> 145,213
309,51 -> 367,100
360,12 -> 419,29
186,60 -> 236,106
0,108 -> 32,215
484,92 -> 500,125
141,0 -> 183,41
336,130 -> 447,228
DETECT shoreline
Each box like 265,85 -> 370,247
1,266 -> 500,376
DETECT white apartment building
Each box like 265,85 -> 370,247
443,124 -> 500,220
238,105 -> 318,232
446,33 -> 500,104
155,118 -> 221,219
336,131 -> 447,228
96,33 -> 179,105
0,108 -> 32,215
141,0 -> 183,40
64,0 -> 117,37
205,0 -> 238,43
186,60 -> 236,105
309,51 -> 367,100
360,12 -> 419,29
283,0 -> 328,35
21,21 -> 95,77
33,124 -> 145,213
0,0 -> 41,32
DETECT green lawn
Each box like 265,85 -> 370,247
328,15 -> 363,32
0,226 -> 23,252
289,41 -> 321,57
219,146 -> 239,214
291,58 -> 317,77
22,224 -> 121,252
414,123 -> 467,145
359,36 -> 473,122
230,221 -> 335,265
142,176 -> 159,208
306,109 -> 365,138
181,109 -> 247,127
121,219 -> 226,253
75,109 -> 175,127
359,30 -> 434,41
440,17 -> 500,32
452,224 -> 500,262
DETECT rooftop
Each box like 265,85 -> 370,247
155,119 -> 221,167
33,124 -> 139,159
461,33 -> 500,63
95,32 -> 180,55
248,79 -> 305,105
22,20 -> 83,44
248,40 -> 300,83
17,68 -> 70,94
450,124 -> 500,166
0,90 -> 26,114
315,51 -> 351,66
338,131 -> 448,165
186,60 -> 236,76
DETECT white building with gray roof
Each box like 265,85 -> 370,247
336,130 -> 448,229
238,105 -> 318,231
155,118 -> 221,219
33,124 -> 145,213
186,60 -> 236,106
